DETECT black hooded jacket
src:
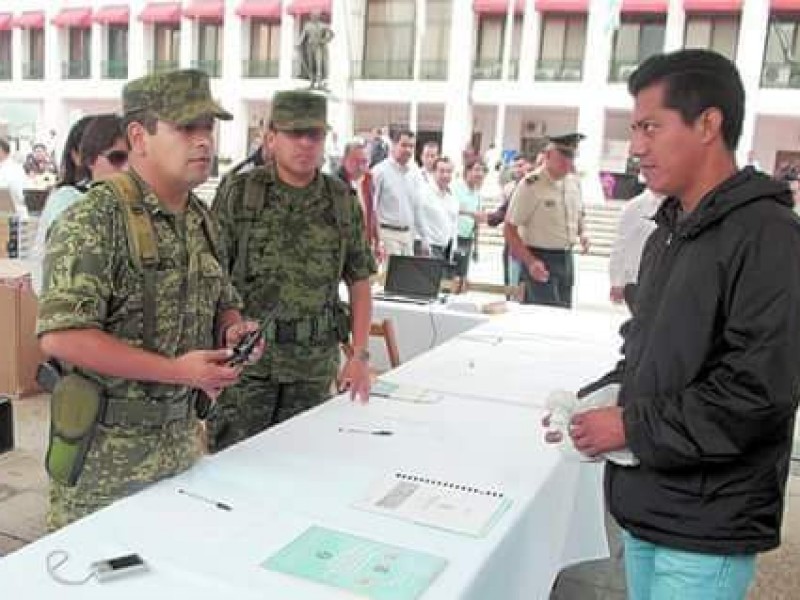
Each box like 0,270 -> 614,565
598,167 -> 800,554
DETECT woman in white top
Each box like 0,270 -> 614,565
32,114 -> 128,294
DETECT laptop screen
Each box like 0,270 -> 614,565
383,256 -> 444,299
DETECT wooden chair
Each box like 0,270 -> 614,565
370,318 -> 401,369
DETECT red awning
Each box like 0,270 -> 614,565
683,0 -> 741,11
14,11 -> 45,29
473,0 -> 525,14
621,0 -> 668,13
94,5 -> 131,25
771,0 -> 800,10
0,13 -> 13,30
52,8 -> 93,28
184,0 -> 224,21
139,2 -> 182,24
287,0 -> 332,16
535,0 -> 589,11
236,0 -> 282,19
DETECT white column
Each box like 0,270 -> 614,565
218,1 -> 245,161
577,0 -> 615,202
91,21 -> 102,80
518,0 -> 539,81
11,24 -> 22,80
44,10 -> 60,82
493,0 -> 517,149
179,14 -> 193,69
279,9 -> 295,80
328,0 -> 354,139
663,0 -> 685,53
735,0 -> 770,166
441,0 -> 474,166
129,0 -> 146,77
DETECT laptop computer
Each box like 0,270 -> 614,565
374,255 -> 445,304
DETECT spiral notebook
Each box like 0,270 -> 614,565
354,472 -> 512,538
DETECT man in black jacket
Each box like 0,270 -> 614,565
563,49 -> 800,599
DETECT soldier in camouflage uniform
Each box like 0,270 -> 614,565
37,70 -> 262,530
208,90 -> 376,451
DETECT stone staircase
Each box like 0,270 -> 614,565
477,197 -> 625,258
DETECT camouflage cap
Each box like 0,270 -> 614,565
270,90 -> 328,131
123,69 -> 232,125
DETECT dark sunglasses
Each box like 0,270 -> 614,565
102,150 -> 129,167
283,128 -> 326,142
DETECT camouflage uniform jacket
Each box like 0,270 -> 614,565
37,169 -> 242,406
212,164 -> 376,381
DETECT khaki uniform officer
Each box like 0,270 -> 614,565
504,133 -> 589,308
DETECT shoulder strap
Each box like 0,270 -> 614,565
105,173 -> 159,352
232,170 -> 270,289
324,174 -> 352,281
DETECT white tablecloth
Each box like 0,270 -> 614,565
0,308 -> 625,599
370,297 -> 488,370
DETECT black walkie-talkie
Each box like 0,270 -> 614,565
227,309 -> 277,366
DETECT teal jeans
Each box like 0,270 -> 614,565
622,530 -> 756,600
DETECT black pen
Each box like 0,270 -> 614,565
178,488 -> 232,511
338,427 -> 393,436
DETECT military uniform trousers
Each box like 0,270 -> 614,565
207,356 -> 337,453
520,246 -> 575,308
48,415 -> 200,531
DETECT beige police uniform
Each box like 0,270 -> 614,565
506,167 -> 584,307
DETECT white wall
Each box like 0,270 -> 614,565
752,116 -> 800,175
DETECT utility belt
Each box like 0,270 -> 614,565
262,307 -> 347,345
380,222 -> 411,232
527,246 -> 572,256
101,396 -> 194,428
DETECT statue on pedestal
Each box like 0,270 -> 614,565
297,12 -> 334,91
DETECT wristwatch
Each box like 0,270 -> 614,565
352,348 -> 370,362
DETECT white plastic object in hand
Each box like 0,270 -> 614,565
544,385 -> 639,467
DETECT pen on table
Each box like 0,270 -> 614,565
338,427 -> 394,436
177,488 -> 232,511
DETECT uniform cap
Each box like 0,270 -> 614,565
270,90 -> 329,131
123,69 -> 232,125
548,132 -> 585,158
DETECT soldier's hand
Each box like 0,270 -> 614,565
173,349 -> 240,400
337,357 -> 371,403
527,258 -> 549,282
224,320 -> 266,364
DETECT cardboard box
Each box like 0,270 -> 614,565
0,260 -> 42,397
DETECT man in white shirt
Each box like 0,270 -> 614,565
0,138 -> 29,216
608,188 -> 664,308
418,141 -> 439,185
372,128 -> 422,256
417,157 -> 459,260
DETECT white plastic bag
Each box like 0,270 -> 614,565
545,384 -> 639,467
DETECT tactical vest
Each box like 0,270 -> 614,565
229,167 -> 351,298
105,172 -> 222,351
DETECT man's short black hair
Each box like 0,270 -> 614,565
0,138 -> 9,155
628,49 -> 744,151
389,127 -> 415,143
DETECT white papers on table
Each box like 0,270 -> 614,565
354,472 -> 511,537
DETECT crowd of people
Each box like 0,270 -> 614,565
3,48 -> 799,600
